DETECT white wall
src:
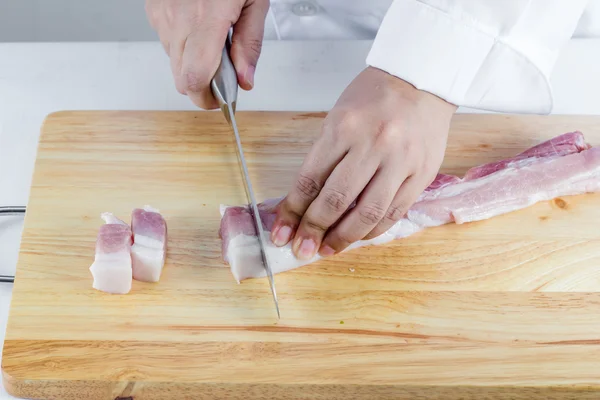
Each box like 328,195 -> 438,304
0,0 -> 158,42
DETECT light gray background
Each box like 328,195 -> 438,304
0,0 -> 158,42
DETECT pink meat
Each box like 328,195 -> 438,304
96,224 -> 133,254
409,147 -> 600,227
220,132 -> 599,282
464,131 -> 589,180
132,207 -> 167,244
219,200 -> 280,263
426,173 -> 462,191
89,213 -> 133,294
131,206 -> 167,282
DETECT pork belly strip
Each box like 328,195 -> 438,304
219,133 -> 599,282
464,131 -> 589,180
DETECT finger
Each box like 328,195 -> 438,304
144,0 -> 160,29
165,10 -> 193,95
292,150 -> 380,260
363,174 -> 428,240
270,126 -> 348,247
231,0 -> 270,90
177,22 -> 231,109
320,166 -> 403,255
145,0 -> 170,55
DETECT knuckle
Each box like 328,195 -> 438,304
233,37 -> 263,57
329,231 -> 355,249
294,174 -> 321,200
183,69 -> 207,93
385,203 -> 408,222
338,110 -> 360,132
335,236 -> 354,248
304,217 -> 329,234
372,122 -> 401,149
364,223 -> 388,240
322,188 -> 350,213
328,110 -> 359,140
358,203 -> 386,226
247,38 -> 263,57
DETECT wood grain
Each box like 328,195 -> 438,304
3,111 -> 600,399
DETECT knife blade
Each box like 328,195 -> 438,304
210,33 -> 280,319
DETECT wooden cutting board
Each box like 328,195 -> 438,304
3,111 -> 600,400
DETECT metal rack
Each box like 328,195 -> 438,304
0,206 -> 26,283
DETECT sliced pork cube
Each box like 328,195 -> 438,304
89,213 -> 133,294
131,206 -> 167,282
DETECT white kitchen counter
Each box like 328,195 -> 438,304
0,39 -> 599,399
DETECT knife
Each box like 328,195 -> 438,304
210,32 -> 280,319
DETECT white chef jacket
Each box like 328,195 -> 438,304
264,0 -> 600,114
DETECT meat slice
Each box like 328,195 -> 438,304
426,173 -> 462,191
219,133 -> 600,282
464,131 -> 589,180
408,147 -> 600,227
131,206 -> 167,282
89,213 -> 133,294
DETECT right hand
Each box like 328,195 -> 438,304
146,0 -> 270,109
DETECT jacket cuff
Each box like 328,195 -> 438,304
366,0 -> 553,114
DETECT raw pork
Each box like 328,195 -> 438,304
219,132 -> 600,282
131,206 -> 167,282
463,131 -> 589,180
89,213 -> 133,294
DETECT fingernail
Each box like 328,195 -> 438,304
244,65 -> 255,88
319,245 -> 336,257
273,225 -> 292,247
297,238 -> 316,260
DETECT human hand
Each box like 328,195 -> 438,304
145,0 -> 269,109
271,66 -> 457,259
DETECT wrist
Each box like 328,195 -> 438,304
367,66 -> 458,117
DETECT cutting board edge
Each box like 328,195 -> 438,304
3,367 -> 600,400
37,110 -> 600,122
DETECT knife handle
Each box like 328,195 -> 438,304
210,30 -> 239,119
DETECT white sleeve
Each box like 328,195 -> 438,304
366,0 -> 590,114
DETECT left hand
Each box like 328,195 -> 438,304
270,66 -> 457,260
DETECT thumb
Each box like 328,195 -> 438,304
231,0 -> 270,90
